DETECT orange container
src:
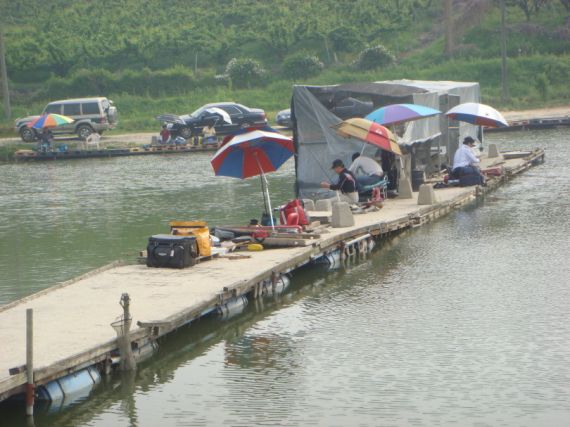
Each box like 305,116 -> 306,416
169,221 -> 211,257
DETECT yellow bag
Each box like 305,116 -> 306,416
169,221 -> 212,257
247,243 -> 264,251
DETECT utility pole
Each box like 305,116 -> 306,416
444,0 -> 454,57
500,0 -> 509,102
0,29 -> 11,119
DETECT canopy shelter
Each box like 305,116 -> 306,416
292,80 -> 480,199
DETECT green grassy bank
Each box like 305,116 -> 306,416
2,1 -> 569,139
2,53 -> 569,139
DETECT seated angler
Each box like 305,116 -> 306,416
348,152 -> 384,189
320,159 -> 359,204
452,136 -> 485,185
160,124 -> 171,144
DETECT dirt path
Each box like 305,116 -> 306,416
501,106 -> 570,121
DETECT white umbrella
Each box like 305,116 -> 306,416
445,102 -> 509,128
205,107 -> 232,124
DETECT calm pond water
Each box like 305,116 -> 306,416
1,129 -> 569,427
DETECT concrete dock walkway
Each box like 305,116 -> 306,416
0,148 -> 545,402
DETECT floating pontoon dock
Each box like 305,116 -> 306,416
0,148 -> 545,408
13,144 -> 217,162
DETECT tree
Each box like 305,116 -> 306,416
328,26 -> 363,54
225,58 -> 265,89
355,45 -> 396,71
444,0 -> 454,57
0,30 -> 10,119
0,0 -> 42,118
282,53 -> 324,80
560,0 -> 570,11
507,0 -> 549,21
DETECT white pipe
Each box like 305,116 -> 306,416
345,233 -> 371,247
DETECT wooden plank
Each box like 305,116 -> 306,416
269,232 -> 321,239
0,372 -> 26,401
261,237 -> 313,247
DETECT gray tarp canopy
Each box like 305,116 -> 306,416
292,80 -> 480,199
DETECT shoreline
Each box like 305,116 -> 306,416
1,105 -> 569,149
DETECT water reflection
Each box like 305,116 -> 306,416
1,129 -> 570,426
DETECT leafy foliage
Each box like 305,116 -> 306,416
225,58 -> 266,89
354,45 -> 396,71
328,26 -> 364,53
506,0 -> 549,21
282,53 -> 324,79
1,0 -> 570,134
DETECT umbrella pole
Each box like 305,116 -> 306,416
259,175 -> 269,216
447,116 -> 451,167
254,154 -> 275,229
261,171 -> 275,229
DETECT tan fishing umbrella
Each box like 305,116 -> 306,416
332,117 -> 402,156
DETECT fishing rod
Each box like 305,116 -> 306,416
305,147 -> 335,183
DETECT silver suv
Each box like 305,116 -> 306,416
15,97 -> 118,142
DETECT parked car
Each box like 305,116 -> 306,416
158,102 -> 267,139
330,97 -> 374,119
15,97 -> 118,142
275,97 -> 374,130
275,109 -> 292,128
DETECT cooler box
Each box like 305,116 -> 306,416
169,221 -> 212,257
146,234 -> 198,269
279,200 -> 309,226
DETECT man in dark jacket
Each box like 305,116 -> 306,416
320,159 -> 359,203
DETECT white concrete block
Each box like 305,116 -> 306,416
315,199 -> 332,212
302,199 -> 315,211
417,184 -> 438,205
331,202 -> 354,228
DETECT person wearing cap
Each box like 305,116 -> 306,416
320,159 -> 359,203
452,136 -> 485,185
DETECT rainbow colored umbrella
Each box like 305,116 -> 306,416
332,117 -> 402,156
445,102 -> 508,128
27,113 -> 74,129
365,103 -> 441,126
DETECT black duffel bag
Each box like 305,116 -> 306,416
146,234 -> 198,269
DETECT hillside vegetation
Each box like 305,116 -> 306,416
1,0 -> 569,134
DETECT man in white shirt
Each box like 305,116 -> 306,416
349,153 -> 384,188
452,136 -> 485,185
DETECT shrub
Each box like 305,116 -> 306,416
535,72 -> 550,100
355,45 -> 396,71
328,26 -> 363,53
282,53 -> 324,79
225,58 -> 266,89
